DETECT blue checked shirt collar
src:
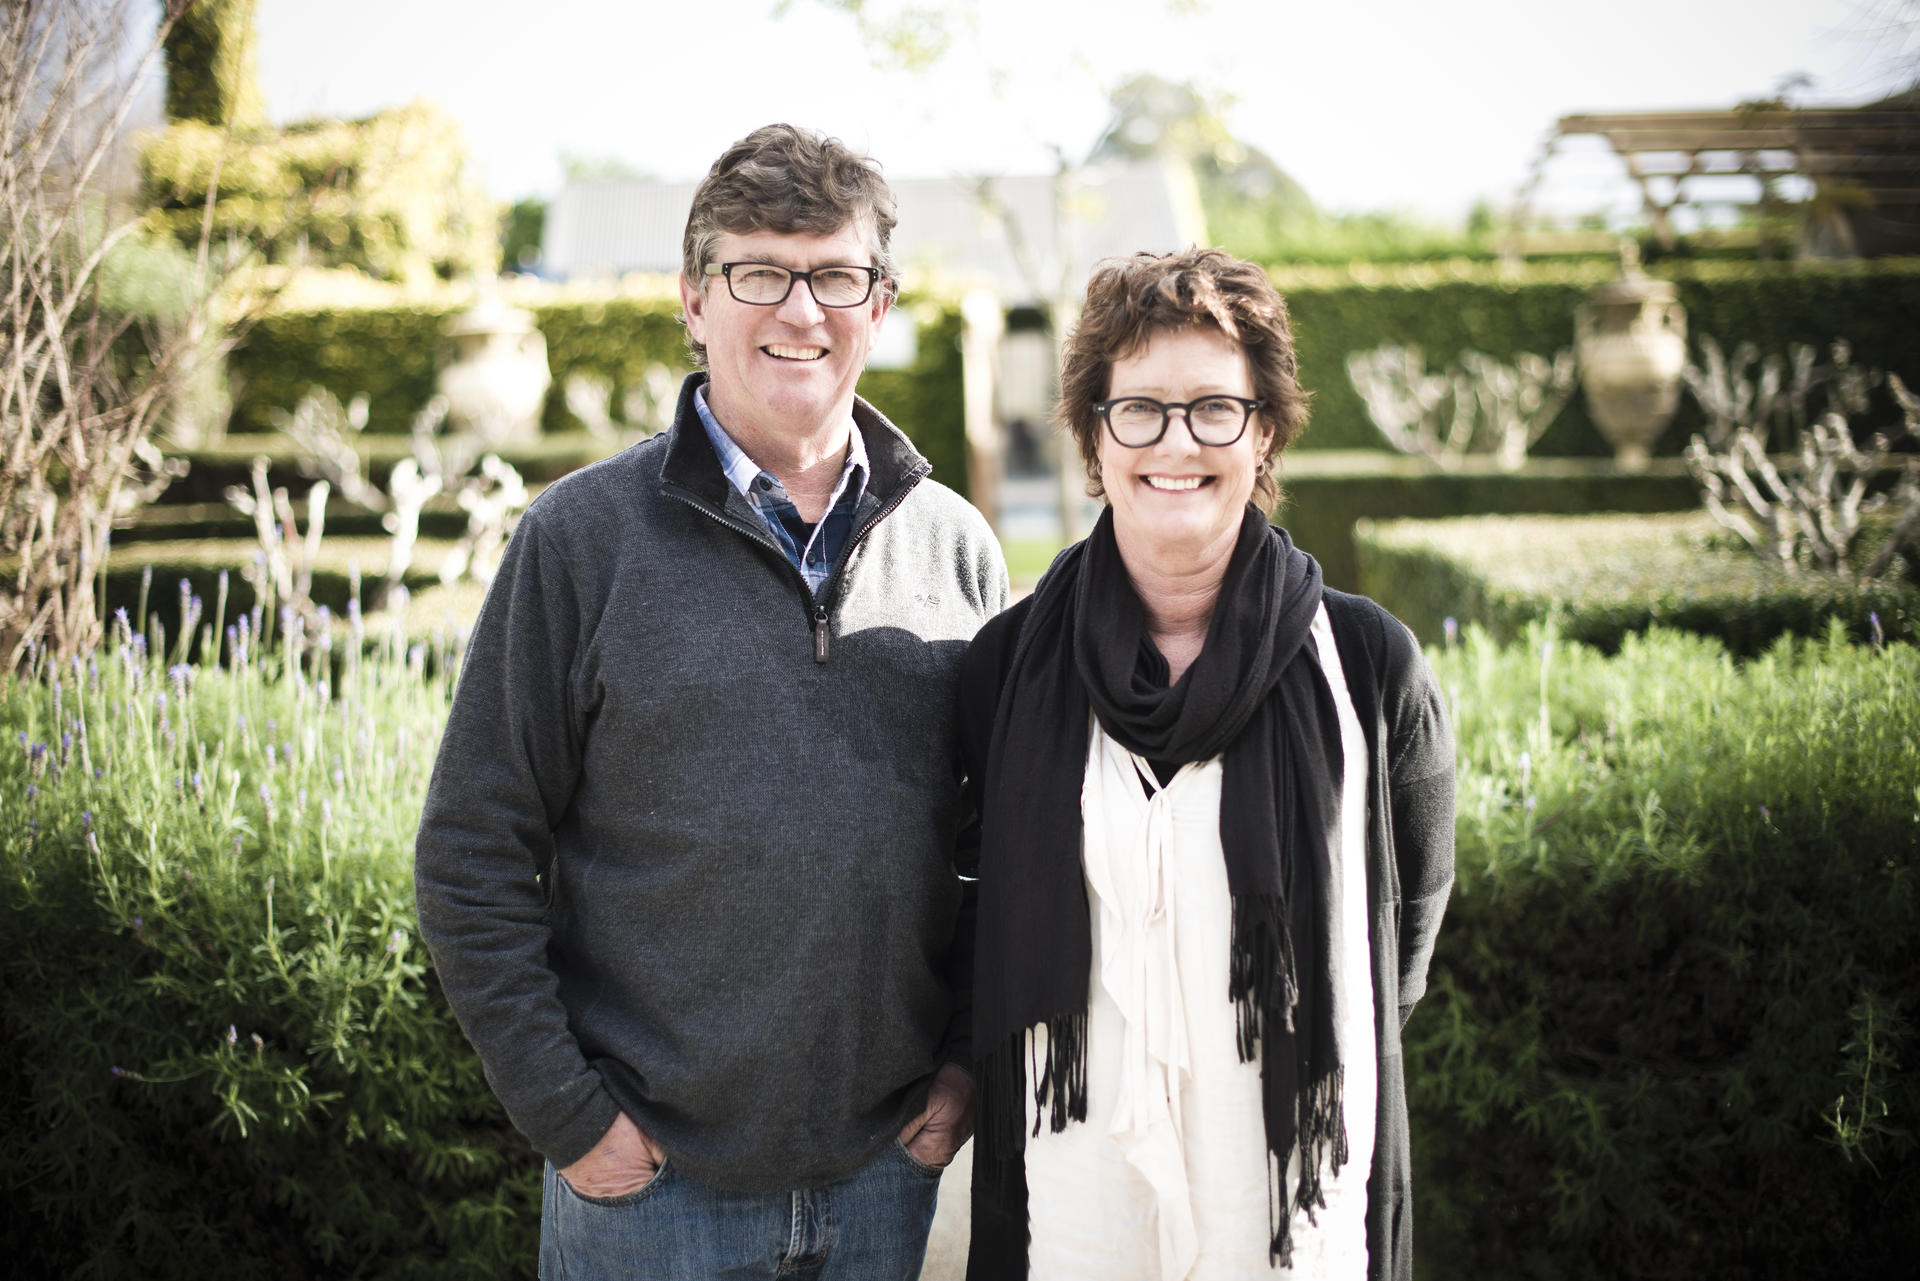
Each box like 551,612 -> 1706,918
694,383 -> 869,595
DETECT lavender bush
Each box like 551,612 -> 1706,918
1,591 -> 537,1278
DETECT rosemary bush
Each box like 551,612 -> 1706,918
1413,622 -> 1920,1280
0,605 -> 536,1279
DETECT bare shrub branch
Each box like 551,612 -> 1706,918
1347,343 -> 1576,471
1,0 -> 258,668
1683,339 -> 1920,578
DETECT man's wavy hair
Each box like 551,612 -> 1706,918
680,124 -> 898,366
1056,248 -> 1310,514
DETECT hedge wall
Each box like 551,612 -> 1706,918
1354,511 -> 1920,655
1414,623 -> 1920,1280
856,302 -> 969,500
226,295 -> 972,501
1277,454 -> 1698,593
227,260 -> 1920,500
1275,257 -> 1920,454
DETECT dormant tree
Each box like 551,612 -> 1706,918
1,0 -> 241,668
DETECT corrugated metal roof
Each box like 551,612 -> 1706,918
541,160 -> 1206,302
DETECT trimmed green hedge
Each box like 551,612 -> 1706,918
157,430 -> 605,505
229,300 -> 685,439
227,304 -> 451,438
1355,511 -> 1920,655
225,295 -> 972,500
1414,623 -> 1920,1280
1278,454 -> 1698,594
1275,257 -> 1920,454
857,302 -> 968,500
224,261 -> 1917,513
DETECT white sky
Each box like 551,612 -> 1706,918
251,0 -> 1916,223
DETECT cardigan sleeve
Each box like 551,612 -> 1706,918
953,602 -> 1026,885
1377,611 -> 1456,1027
944,601 -> 1025,1071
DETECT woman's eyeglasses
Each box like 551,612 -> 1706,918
1094,395 -> 1263,448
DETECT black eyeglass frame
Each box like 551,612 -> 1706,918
703,260 -> 884,308
1092,395 -> 1266,448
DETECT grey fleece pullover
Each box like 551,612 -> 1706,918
414,373 -> 1009,1190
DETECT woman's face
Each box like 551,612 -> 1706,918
1097,325 -> 1272,564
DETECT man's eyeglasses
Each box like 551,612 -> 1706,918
1094,395 -> 1264,448
704,261 -> 883,308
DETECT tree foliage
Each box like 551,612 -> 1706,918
161,0 -> 264,129
140,100 -> 498,286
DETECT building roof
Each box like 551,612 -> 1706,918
541,159 -> 1208,303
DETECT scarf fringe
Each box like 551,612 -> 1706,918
1235,891 -> 1350,1269
1228,892 -> 1298,1058
978,940 -> 1348,1273
1265,1066 -> 1350,1266
973,1014 -> 1088,1178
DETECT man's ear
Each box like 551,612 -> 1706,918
868,277 -> 895,329
680,271 -> 707,345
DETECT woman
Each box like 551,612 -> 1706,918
961,249 -> 1455,1281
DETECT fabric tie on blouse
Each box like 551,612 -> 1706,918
1079,717 -> 1210,1281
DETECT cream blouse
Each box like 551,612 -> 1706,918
1023,603 -> 1376,1280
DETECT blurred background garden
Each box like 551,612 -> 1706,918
3,0 -> 1918,1276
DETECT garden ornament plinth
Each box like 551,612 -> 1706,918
436,275 -> 551,449
1575,243 -> 1687,470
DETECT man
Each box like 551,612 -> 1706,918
415,123 -> 1008,1280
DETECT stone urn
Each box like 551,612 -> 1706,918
436,276 -> 551,449
1573,244 -> 1687,469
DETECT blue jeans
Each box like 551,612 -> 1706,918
539,1139 -> 943,1280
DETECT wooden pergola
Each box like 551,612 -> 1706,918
1517,92 -> 1920,256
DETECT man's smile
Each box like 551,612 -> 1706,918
763,344 -> 827,361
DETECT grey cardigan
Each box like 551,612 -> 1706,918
414,374 -> 1008,1189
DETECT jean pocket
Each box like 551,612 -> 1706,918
558,1158 -> 672,1208
891,1137 -> 948,1179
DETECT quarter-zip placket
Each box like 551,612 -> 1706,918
663,463 -> 926,664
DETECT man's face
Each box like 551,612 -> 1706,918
681,220 -> 891,447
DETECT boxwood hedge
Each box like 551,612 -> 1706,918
1355,511 -> 1920,654
225,296 -> 972,501
1279,454 -> 1698,593
1274,256 -> 1920,454
224,260 -> 1920,485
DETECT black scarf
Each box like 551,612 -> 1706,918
971,505 -> 1346,1270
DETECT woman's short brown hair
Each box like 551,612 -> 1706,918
681,124 -> 898,366
1056,248 -> 1309,513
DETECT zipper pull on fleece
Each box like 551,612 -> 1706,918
813,603 -> 830,664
